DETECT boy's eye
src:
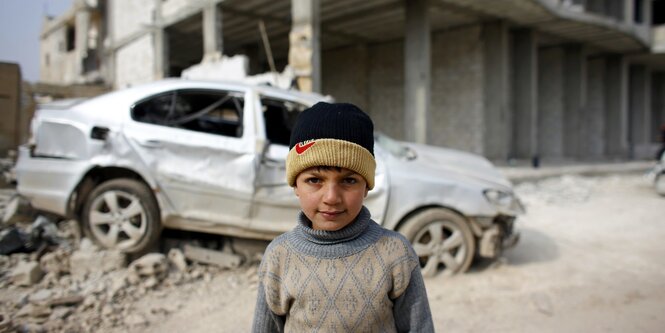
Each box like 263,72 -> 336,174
305,177 -> 321,184
342,177 -> 358,185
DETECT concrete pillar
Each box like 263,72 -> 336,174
628,65 -> 651,158
624,0 -> 635,23
585,57 -> 606,158
563,44 -> 586,158
153,0 -> 167,79
404,0 -> 431,144
538,47 -> 564,160
290,0 -> 321,93
483,21 -> 511,160
511,29 -> 538,160
203,3 -> 223,61
652,73 -> 665,143
604,55 -> 629,157
607,0 -> 624,20
75,9 -> 90,76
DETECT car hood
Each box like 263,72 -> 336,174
402,142 -> 512,189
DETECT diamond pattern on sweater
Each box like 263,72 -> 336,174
260,233 -> 419,333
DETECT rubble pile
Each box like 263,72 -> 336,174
0,190 -> 260,333
514,175 -> 598,206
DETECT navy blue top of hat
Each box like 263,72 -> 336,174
289,102 -> 374,156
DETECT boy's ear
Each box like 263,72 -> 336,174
364,187 -> 369,198
294,186 -> 299,197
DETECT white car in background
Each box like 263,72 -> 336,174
649,150 -> 665,196
15,79 -> 522,276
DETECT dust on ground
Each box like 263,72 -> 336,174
1,173 -> 664,332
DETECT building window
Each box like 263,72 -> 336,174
66,24 -> 76,51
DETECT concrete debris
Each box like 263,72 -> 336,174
2,188 -> 264,332
1,195 -> 35,226
11,261 -> 44,286
183,244 -> 241,269
69,240 -> 126,278
167,248 -> 188,272
39,249 -> 70,275
127,253 -> 168,287
124,313 -> 148,327
181,54 -> 297,90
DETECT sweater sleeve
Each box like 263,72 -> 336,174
251,282 -> 286,333
393,267 -> 435,333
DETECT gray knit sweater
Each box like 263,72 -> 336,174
251,207 -> 434,332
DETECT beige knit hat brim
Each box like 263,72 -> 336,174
286,138 -> 376,189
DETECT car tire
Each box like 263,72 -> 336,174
656,173 -> 665,196
398,208 -> 475,277
82,178 -> 162,254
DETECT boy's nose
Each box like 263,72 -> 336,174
322,183 -> 342,205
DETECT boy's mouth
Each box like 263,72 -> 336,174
318,210 -> 345,219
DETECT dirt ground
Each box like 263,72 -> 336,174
2,173 -> 665,332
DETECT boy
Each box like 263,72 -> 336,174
252,102 -> 434,332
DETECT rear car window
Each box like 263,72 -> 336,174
131,89 -> 245,138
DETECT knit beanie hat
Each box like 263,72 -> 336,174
286,102 -> 376,189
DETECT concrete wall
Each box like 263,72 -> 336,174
0,63 -> 21,156
431,26 -> 484,154
323,25 -> 488,154
115,35 -> 156,89
483,22 -> 511,161
112,0 -> 155,42
538,47 -> 565,159
40,24 -> 79,84
584,57 -> 606,158
322,45 -> 369,111
162,0 -> 201,18
367,40 -> 405,140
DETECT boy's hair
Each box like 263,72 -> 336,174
286,102 -> 376,189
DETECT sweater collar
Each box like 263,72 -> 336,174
287,206 -> 383,258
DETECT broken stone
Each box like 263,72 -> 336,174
69,247 -> 126,278
49,307 -> 72,321
183,244 -> 241,269
15,304 -> 51,319
56,219 -> 81,244
48,295 -> 84,307
0,312 -> 12,333
167,248 -> 188,272
11,261 -> 44,286
28,289 -> 53,304
128,253 -> 168,286
39,249 -> 70,275
15,323 -> 45,333
124,313 -> 148,327
1,195 -> 35,226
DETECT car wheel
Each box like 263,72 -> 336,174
82,178 -> 161,254
656,173 -> 665,196
398,208 -> 475,277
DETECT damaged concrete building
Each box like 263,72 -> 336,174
39,0 -> 665,161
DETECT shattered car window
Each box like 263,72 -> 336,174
132,89 -> 245,138
261,98 -> 306,146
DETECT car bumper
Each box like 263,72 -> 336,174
15,145 -> 89,217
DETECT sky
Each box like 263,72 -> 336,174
0,0 -> 73,82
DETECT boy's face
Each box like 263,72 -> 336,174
294,166 -> 369,231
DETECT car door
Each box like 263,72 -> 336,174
123,88 -> 258,228
250,96 -> 389,234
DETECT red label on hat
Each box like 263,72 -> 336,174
295,141 -> 316,154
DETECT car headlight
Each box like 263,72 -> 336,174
483,189 -> 522,213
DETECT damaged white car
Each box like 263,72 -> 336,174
15,79 -> 522,276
